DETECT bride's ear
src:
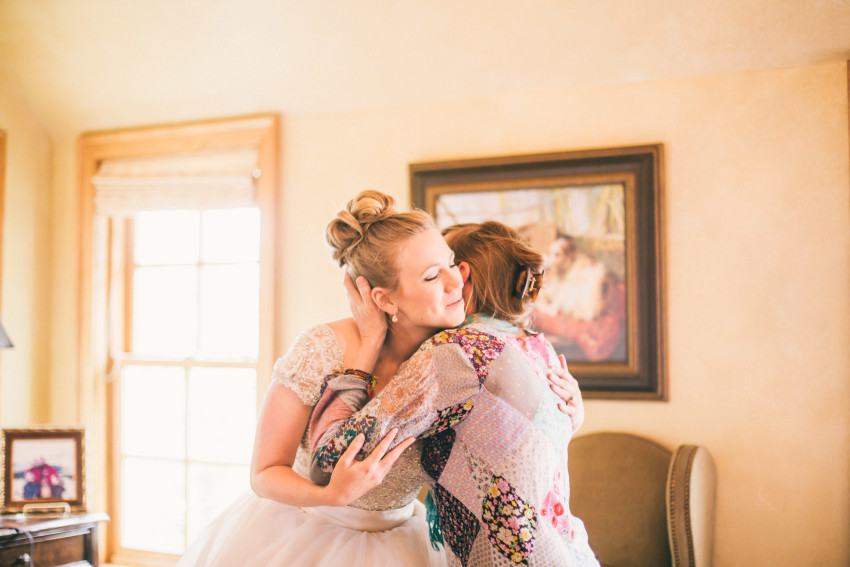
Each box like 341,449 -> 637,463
370,287 -> 396,317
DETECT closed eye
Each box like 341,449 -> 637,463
424,255 -> 457,282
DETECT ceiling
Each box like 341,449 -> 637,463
1,0 -> 849,140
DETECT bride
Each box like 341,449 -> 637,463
177,190 -> 582,566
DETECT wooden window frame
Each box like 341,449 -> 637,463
77,115 -> 279,565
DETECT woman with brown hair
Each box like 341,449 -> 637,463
309,220 -> 599,566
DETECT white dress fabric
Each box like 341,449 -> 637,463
177,324 -> 447,567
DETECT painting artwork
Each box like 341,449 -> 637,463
433,185 -> 628,363
411,146 -> 665,399
1,427 -> 86,512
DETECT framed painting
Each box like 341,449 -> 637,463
1,427 -> 87,513
411,145 -> 666,399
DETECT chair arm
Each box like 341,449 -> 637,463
667,444 -> 717,567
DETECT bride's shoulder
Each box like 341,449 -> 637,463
323,318 -> 360,350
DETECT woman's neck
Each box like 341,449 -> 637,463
368,325 -> 434,395
384,324 -> 434,363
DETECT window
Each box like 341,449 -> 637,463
78,115 -> 279,566
117,208 -> 260,555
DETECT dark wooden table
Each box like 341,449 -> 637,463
0,513 -> 108,567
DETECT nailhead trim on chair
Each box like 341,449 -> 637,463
669,445 -> 698,567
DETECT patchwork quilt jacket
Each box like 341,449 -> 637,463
308,316 -> 600,567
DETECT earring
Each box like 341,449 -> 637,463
391,312 -> 398,323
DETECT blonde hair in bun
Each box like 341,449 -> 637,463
325,190 -> 434,290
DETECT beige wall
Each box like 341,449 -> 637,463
26,61 -> 850,564
0,75 -> 53,426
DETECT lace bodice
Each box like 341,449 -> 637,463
271,323 -> 426,511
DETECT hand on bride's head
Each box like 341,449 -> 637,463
344,271 -> 387,347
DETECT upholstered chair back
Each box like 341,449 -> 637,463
568,432 -> 716,567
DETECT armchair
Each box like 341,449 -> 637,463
568,432 -> 717,567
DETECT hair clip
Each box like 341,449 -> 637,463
514,267 -> 544,301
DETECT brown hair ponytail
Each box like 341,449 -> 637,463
442,221 -> 544,329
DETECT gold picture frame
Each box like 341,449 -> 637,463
411,145 -> 666,400
1,426 -> 87,513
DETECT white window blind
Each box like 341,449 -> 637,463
92,147 -> 260,216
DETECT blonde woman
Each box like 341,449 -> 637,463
309,221 -> 599,566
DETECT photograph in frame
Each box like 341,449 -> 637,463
411,145 -> 666,399
1,427 -> 86,513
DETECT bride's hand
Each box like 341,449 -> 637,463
548,354 -> 585,433
344,272 -> 387,348
323,429 -> 415,506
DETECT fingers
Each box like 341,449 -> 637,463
549,382 -> 568,399
555,395 -> 575,415
551,378 -> 582,416
343,273 -> 372,302
337,433 -> 365,466
558,354 -> 568,369
343,271 -> 358,295
344,272 -> 361,311
551,382 -> 580,404
365,428 -> 399,463
548,371 -> 568,389
345,274 -> 373,302
549,361 -> 577,384
380,435 -> 416,466
355,275 -> 372,298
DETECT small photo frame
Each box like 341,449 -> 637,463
1,426 -> 86,513
411,145 -> 666,400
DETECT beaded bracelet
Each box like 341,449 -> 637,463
343,368 -> 377,398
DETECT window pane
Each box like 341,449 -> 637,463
122,457 -> 186,554
135,210 -> 200,265
198,265 -> 259,358
133,266 -> 198,356
187,463 -> 249,544
201,208 -> 260,263
187,367 -> 256,464
121,365 -> 186,459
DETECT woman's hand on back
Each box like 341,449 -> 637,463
323,429 -> 415,506
547,354 -> 585,433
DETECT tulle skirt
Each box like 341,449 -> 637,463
177,491 -> 447,567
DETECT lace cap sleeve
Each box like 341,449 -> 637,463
271,324 -> 344,406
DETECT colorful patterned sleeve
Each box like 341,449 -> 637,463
307,326 -> 506,486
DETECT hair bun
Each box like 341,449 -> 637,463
326,190 -> 398,266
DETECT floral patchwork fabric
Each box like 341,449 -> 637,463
539,472 -> 573,539
312,414 -> 376,472
420,400 -> 476,439
422,429 -> 455,482
432,482 -> 481,566
482,475 -> 538,565
430,328 -> 505,384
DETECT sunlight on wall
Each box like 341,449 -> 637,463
0,75 -> 52,425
